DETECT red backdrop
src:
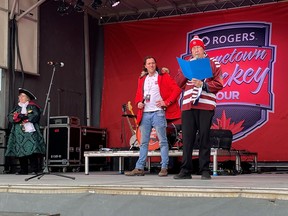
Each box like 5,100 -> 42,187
101,2 -> 288,162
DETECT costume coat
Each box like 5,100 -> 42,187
5,102 -> 46,157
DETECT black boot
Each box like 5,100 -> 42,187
16,156 -> 28,175
29,154 -> 39,174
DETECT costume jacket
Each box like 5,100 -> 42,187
135,72 -> 182,124
175,56 -> 223,111
5,101 -> 46,157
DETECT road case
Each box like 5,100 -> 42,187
47,125 -> 81,171
81,126 -> 107,169
49,116 -> 80,126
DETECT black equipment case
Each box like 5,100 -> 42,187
81,126 -> 107,169
47,125 -> 81,172
209,129 -> 233,150
46,119 -> 107,172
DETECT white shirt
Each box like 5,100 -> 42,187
18,101 -> 36,133
143,72 -> 163,112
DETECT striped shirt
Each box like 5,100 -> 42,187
176,57 -> 223,111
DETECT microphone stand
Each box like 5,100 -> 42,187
25,65 -> 75,181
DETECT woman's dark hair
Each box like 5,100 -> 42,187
142,56 -> 159,72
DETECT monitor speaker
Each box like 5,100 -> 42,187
209,129 -> 233,150
194,129 -> 233,150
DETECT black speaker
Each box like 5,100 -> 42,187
194,129 -> 233,150
209,129 -> 233,150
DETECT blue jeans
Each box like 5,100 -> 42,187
135,110 -> 169,170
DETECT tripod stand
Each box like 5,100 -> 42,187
25,65 -> 75,181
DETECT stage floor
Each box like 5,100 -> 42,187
0,171 -> 288,216
0,171 -> 288,200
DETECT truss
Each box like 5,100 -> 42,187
94,0 -> 287,25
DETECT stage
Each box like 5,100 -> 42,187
0,171 -> 288,216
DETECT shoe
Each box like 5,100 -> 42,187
201,171 -> 211,180
173,172 -> 192,179
124,168 -> 145,176
158,168 -> 168,177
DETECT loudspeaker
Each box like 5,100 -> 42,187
209,129 -> 233,150
194,129 -> 233,150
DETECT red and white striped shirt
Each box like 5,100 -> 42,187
175,56 -> 223,111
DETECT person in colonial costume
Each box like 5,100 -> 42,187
5,88 -> 46,175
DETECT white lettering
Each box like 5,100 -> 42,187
212,32 -> 256,45
217,91 -> 240,100
215,48 -> 267,64
223,64 -> 270,94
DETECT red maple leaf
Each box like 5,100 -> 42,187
211,110 -> 244,134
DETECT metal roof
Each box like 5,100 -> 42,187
60,0 -> 287,24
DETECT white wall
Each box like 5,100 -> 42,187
0,69 -> 9,129
0,0 -> 39,74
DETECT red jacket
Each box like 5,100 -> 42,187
135,73 -> 182,125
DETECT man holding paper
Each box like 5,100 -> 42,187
174,35 -> 223,180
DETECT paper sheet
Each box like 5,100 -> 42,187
177,57 -> 213,80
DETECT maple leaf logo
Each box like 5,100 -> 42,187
211,110 -> 244,135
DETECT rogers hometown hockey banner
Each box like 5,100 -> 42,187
101,2 -> 288,162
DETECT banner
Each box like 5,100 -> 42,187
102,2 -> 288,161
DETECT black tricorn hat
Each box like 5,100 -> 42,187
18,88 -> 37,100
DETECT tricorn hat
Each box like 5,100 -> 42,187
18,88 -> 37,100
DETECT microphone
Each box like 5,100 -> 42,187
47,61 -> 64,67
190,55 -> 198,61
